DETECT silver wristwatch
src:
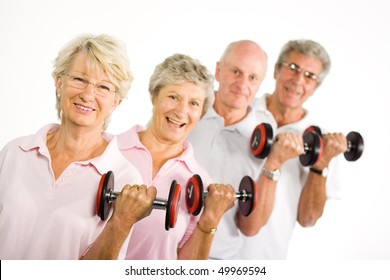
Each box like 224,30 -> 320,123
260,167 -> 280,182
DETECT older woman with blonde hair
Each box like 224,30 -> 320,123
0,34 -> 155,259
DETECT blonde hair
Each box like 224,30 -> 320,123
52,34 -> 133,130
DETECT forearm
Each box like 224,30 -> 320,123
298,172 -> 327,227
178,199 -> 229,260
238,132 -> 304,235
237,173 -> 276,236
177,224 -> 214,260
81,218 -> 133,260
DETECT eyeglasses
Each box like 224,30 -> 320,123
282,62 -> 319,83
62,73 -> 116,97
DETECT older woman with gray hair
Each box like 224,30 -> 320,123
118,53 -> 236,259
0,34 -> 155,259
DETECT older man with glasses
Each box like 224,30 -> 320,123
237,39 -> 348,259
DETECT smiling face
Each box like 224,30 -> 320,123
55,52 -> 121,131
274,51 -> 323,110
215,41 -> 267,113
149,82 -> 205,145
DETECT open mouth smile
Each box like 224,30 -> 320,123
167,117 -> 186,128
74,103 -> 96,112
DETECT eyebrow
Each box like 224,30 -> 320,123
70,70 -> 112,83
225,63 -> 261,76
190,97 -> 203,103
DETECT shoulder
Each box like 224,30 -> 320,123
106,138 -> 144,185
117,125 -> 146,150
182,143 -> 214,182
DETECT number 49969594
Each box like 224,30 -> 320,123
217,266 -> 266,276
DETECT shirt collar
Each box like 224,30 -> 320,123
203,105 -> 258,138
202,106 -> 222,121
253,94 -> 312,133
117,124 -> 200,174
117,124 -> 145,150
19,123 -> 120,175
89,135 -> 121,175
19,124 -> 59,155
174,141 -> 200,174
252,93 -> 269,113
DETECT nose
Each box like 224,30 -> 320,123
237,74 -> 249,86
79,83 -> 96,101
235,74 -> 252,94
175,100 -> 189,118
291,71 -> 306,84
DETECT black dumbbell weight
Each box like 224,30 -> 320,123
250,122 -> 274,159
96,171 -> 181,231
304,126 -> 364,161
250,123 -> 323,167
185,174 -> 257,217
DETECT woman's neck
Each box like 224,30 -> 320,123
47,123 -> 108,180
138,128 -> 185,179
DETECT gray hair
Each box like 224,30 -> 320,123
275,39 -> 331,85
149,53 -> 214,117
52,33 -> 133,130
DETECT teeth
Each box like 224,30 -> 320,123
76,104 -> 94,111
286,84 -> 303,95
167,117 -> 185,127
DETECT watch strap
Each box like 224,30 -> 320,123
260,167 -> 280,182
309,167 -> 322,175
309,167 -> 327,177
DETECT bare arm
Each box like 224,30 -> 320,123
81,185 -> 156,259
177,184 -> 236,259
238,133 -> 303,236
298,133 -> 347,227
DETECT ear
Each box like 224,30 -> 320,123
150,94 -> 155,105
215,62 -> 221,82
55,76 -> 63,94
273,63 -> 278,80
110,97 -> 123,113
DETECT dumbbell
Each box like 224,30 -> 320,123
304,126 -> 364,161
96,171 -> 181,231
250,123 -> 323,167
185,174 -> 257,217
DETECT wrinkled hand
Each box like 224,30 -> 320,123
200,184 -> 236,227
111,184 -> 157,233
314,133 -> 348,169
267,133 -> 303,167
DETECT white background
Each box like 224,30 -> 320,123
0,0 -> 389,262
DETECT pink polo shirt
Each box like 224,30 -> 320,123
0,124 -> 143,259
117,125 -> 212,259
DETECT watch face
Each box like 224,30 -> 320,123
273,170 -> 280,181
261,168 -> 280,182
322,168 -> 328,177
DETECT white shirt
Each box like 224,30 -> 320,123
187,105 -> 268,259
188,94 -> 342,259
236,94 -> 341,259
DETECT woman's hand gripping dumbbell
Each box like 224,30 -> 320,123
250,123 -> 323,166
96,171 -> 181,231
185,174 -> 257,217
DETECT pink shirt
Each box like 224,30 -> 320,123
117,125 -> 212,259
0,124 -> 143,259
